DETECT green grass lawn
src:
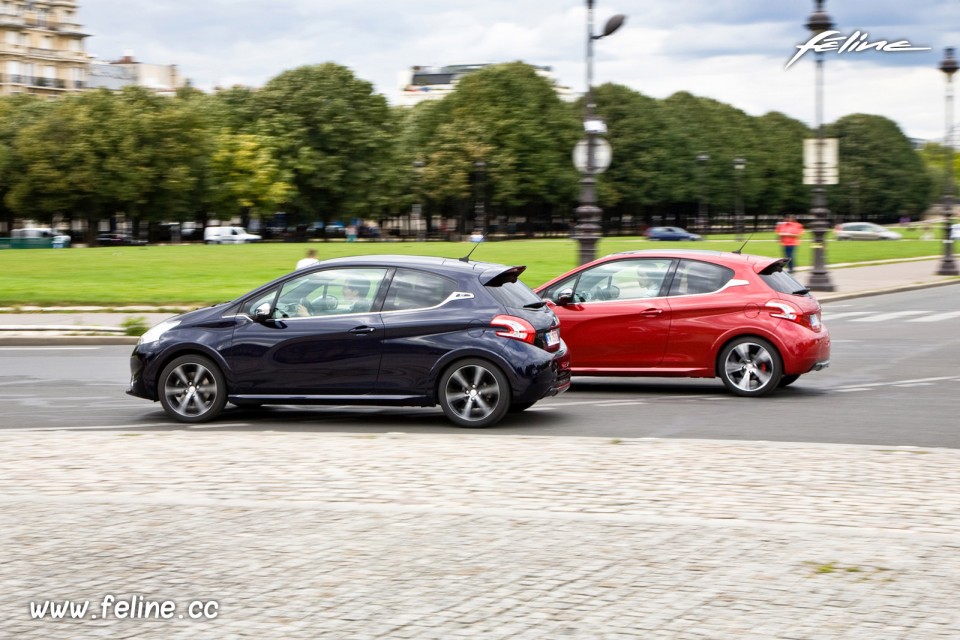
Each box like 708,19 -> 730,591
0,231 -> 945,307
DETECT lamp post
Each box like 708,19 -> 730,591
804,0 -> 835,291
697,154 -> 709,235
937,47 -> 959,276
573,0 -> 625,265
412,160 -> 425,241
733,157 -> 745,241
474,160 -> 487,237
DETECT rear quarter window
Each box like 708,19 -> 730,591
484,280 -> 543,309
668,260 -> 733,296
760,270 -> 811,297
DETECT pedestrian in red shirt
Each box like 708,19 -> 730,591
775,215 -> 804,273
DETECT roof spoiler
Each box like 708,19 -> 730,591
480,265 -> 527,286
757,258 -> 790,275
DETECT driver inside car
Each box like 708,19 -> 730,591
636,267 -> 661,298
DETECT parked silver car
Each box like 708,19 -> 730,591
833,222 -> 902,241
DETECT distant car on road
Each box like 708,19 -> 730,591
204,226 -> 262,244
645,226 -> 702,241
96,233 -> 147,246
534,249 -> 830,397
128,255 -> 571,427
833,222 -> 902,241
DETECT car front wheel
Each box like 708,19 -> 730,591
158,355 -> 227,423
438,358 -> 511,428
718,337 -> 782,397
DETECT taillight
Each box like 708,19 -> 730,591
766,300 -> 821,331
491,315 -> 536,345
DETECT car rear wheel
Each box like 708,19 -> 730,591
439,358 -> 510,428
718,337 -> 782,397
158,355 -> 227,423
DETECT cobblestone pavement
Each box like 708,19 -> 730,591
3,432 -> 960,639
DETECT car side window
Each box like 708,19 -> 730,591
668,260 -> 733,296
614,259 -> 672,300
273,268 -> 388,318
541,259 -> 673,303
382,269 -> 456,311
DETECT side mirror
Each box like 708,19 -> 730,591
254,302 -> 273,322
556,288 -> 575,306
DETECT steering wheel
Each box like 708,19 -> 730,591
298,297 -> 316,316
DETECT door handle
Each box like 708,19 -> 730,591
639,308 -> 663,317
349,326 -> 377,335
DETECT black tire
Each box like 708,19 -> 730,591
438,358 -> 511,428
158,354 -> 228,423
717,337 -> 783,397
778,374 -> 800,388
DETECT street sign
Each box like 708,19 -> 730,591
803,138 -> 839,185
573,137 -> 612,174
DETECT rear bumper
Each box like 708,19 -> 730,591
778,324 -> 831,376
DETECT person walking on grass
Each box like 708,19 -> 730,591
296,248 -> 319,270
775,215 -> 804,273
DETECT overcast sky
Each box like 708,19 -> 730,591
81,0 -> 960,142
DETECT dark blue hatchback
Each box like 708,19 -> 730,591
128,255 -> 570,427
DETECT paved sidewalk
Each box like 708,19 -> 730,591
3,257 -> 960,639
4,432 -> 960,639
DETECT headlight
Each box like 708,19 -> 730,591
138,319 -> 181,345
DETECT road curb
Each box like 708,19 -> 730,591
816,278 -> 960,303
0,335 -> 139,346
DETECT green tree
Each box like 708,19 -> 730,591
207,131 -> 292,225
589,83 -> 685,231
0,95 -> 55,229
828,114 -> 932,222
6,93 -> 111,238
255,63 -> 396,226
752,112 -> 810,220
415,62 -> 581,234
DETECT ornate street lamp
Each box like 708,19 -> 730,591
937,47 -> 959,276
474,160 -> 487,237
573,0 -> 625,265
805,0 -> 835,291
697,154 -> 709,235
734,157 -> 745,241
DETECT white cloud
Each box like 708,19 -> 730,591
79,0 -> 960,141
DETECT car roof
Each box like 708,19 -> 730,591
308,254 -> 525,283
606,248 -> 781,270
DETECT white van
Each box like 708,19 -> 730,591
203,226 -> 262,244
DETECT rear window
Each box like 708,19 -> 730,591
760,270 -> 811,297
484,280 -> 543,309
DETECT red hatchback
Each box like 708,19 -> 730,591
534,250 -> 830,396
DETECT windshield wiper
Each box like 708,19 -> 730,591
523,300 -> 548,309
792,288 -> 810,295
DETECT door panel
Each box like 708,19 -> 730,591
225,313 -> 384,395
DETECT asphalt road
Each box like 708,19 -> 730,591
2,285 -> 958,447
